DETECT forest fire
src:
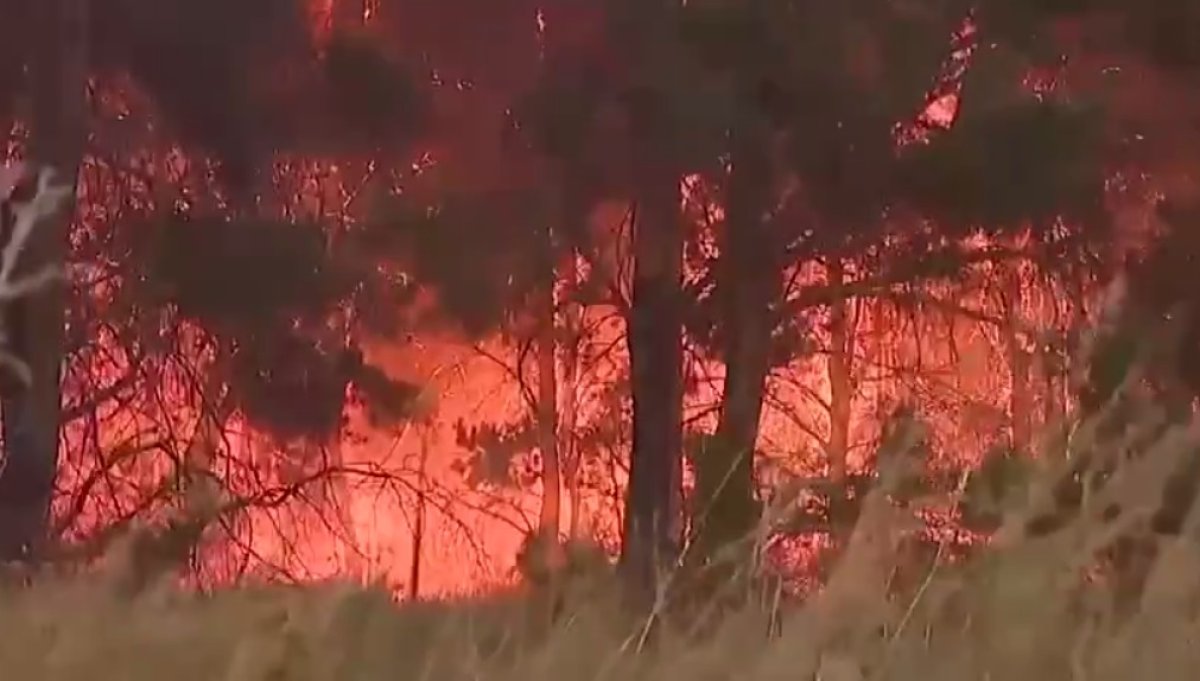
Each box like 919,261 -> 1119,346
1,0 -> 1197,612
46,149 -> 1104,595
9,3 -> 1200,681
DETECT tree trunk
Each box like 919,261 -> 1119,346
0,0 -> 87,562
691,115 -> 775,569
408,424 -> 430,600
619,105 -> 685,604
177,353 -> 234,574
1008,337 -> 1033,452
826,258 -> 855,537
535,225 -> 563,556
1001,269 -> 1032,454
609,0 -> 685,607
561,253 -> 583,540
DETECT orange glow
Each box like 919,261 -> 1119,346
308,0 -> 333,43
30,9 -> 1145,598
56,156 -> 1105,595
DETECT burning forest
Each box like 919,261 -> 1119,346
1,0 -> 1200,654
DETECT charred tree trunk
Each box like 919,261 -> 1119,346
615,0 -> 685,605
619,103 -> 685,604
0,0 -> 87,562
621,166 -> 685,600
826,259 -> 855,538
692,116 -> 775,569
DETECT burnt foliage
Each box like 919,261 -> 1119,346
129,212 -> 418,443
322,30 -> 428,154
899,99 -> 1110,242
363,188 -> 549,338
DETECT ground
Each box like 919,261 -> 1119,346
5,409 -> 1200,681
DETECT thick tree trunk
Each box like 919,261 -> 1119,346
0,0 -> 87,562
619,103 -> 685,604
613,0 -> 685,605
691,117 -> 775,568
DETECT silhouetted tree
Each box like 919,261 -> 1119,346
680,0 -> 1115,576
0,0 -> 88,562
0,0 -> 435,563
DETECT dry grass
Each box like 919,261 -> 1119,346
6,400 -> 1200,681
